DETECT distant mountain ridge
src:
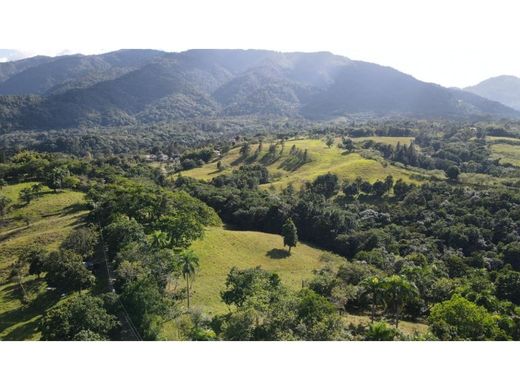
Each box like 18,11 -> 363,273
464,75 -> 520,111
0,49 -> 518,131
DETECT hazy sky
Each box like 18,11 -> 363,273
2,0 -> 519,87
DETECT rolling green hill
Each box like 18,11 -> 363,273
180,137 -> 427,189
167,226 -> 428,338
0,183 -> 87,340
187,226 -> 343,315
490,141 -> 520,167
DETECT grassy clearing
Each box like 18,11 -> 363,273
344,313 -> 429,337
490,143 -> 520,167
486,136 -> 520,143
350,136 -> 415,146
0,182 -> 87,340
187,226 -> 343,315
180,138 -> 423,189
165,225 -> 428,339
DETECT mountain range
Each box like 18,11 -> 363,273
464,75 -> 520,112
0,49 -> 518,131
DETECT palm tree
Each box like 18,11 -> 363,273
179,250 -> 199,309
381,275 -> 418,329
360,276 -> 383,323
150,230 -> 169,250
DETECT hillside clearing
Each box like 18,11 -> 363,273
187,226 -> 343,315
0,183 -> 87,340
344,313 -> 429,337
490,143 -> 520,167
180,138 -> 424,189
350,136 -> 415,146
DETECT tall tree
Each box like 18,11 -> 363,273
281,218 -> 298,254
21,246 -> 48,279
360,276 -> 383,322
179,250 -> 199,309
381,275 -> 417,328
47,167 -> 69,192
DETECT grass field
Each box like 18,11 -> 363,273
0,182 -> 87,340
180,138 -> 424,189
350,136 -> 415,146
490,143 -> 520,167
163,225 -> 429,339
187,226 -> 343,315
486,136 -> 520,143
344,313 -> 429,337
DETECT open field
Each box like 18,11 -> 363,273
490,143 -> 520,167
486,136 -> 520,144
162,225 -> 429,339
350,136 -> 415,146
187,226 -> 343,315
0,182 -> 87,340
180,138 -> 426,189
344,313 -> 429,337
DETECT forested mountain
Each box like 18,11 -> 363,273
0,49 -> 518,131
0,49 -> 164,95
0,55 -> 54,83
465,75 -> 520,111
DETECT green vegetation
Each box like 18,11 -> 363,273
0,183 -> 87,340
351,136 -> 415,146
188,226 -> 340,314
3,120 -> 520,341
490,142 -> 520,167
181,138 -> 422,189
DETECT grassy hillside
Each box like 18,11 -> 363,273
162,226 -> 429,339
181,138 -> 424,189
350,136 -> 415,146
187,226 -> 342,315
490,142 -> 520,167
0,182 -> 87,340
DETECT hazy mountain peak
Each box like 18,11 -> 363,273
464,75 -> 520,111
0,49 -> 518,130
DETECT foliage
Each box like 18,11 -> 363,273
40,294 -> 118,341
44,250 -> 96,293
60,227 -> 99,260
428,295 -> 501,340
281,218 -> 298,253
364,321 -> 399,341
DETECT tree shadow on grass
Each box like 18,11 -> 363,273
1,318 -> 40,340
60,203 -> 89,216
0,284 -> 60,340
266,248 -> 291,259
